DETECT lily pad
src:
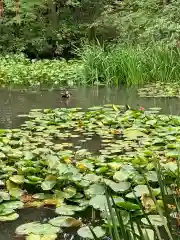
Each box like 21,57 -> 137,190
85,184 -> 105,197
10,175 -> 25,184
49,216 -> 82,227
77,226 -> 105,239
89,195 -> 108,211
41,176 -> 56,191
141,215 -> 167,226
16,222 -> 60,235
0,212 -> 19,221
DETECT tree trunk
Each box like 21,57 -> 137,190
0,0 -> 3,18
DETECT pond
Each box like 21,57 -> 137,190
1,86 -> 180,129
0,86 -> 180,240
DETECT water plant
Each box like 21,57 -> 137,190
0,43 -> 180,87
138,82 -> 180,98
0,105 -> 180,239
0,54 -> 81,87
77,44 -> 180,85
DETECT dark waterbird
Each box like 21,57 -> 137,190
61,90 -> 71,98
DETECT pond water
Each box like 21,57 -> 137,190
1,86 -> 180,129
1,86 -> 180,240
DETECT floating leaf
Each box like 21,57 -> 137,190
124,129 -> 147,140
26,234 -> 41,240
0,191 -> 10,201
46,155 -> 59,169
105,179 -> 131,193
133,185 -> 149,197
63,186 -> 76,199
141,215 -> 167,226
77,226 -> 105,239
113,170 -> 129,182
49,216 -> 82,227
16,222 -> 60,235
0,212 -> 19,221
2,201 -> 24,210
85,184 -> 105,197
55,205 -> 76,216
32,193 -> 53,200
41,176 -> 56,191
10,175 -> 25,184
89,195 -> 108,211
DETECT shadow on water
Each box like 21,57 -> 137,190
0,86 -> 180,239
1,86 -> 180,129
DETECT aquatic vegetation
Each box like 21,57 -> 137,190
1,44 -> 180,87
77,44 -> 180,85
0,104 -> 180,238
0,55 -> 81,87
138,82 -> 180,98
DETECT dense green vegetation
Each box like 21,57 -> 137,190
1,44 -> 180,86
1,0 -> 180,58
0,0 -> 180,86
0,105 -> 180,239
0,55 -> 80,86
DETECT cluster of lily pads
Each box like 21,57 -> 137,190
0,104 -> 179,239
138,82 -> 180,98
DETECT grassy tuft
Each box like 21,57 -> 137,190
77,44 -> 180,85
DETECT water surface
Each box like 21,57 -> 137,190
0,86 -> 179,240
1,86 -> 180,129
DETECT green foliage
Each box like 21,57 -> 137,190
0,54 -> 81,86
78,43 -> 180,85
0,0 -> 115,58
1,0 -> 180,57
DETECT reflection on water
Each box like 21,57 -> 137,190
0,86 -> 180,129
0,207 -> 56,240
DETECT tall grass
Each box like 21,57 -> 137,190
77,44 -> 180,85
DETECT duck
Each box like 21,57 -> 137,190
61,90 -> 71,98
125,104 -> 131,110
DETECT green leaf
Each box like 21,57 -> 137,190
133,185 -> 149,197
145,171 -> 158,182
16,222 -> 60,235
24,151 -> 34,160
41,176 -> 56,191
2,201 -> 24,210
6,180 -> 23,198
113,170 -> 129,182
32,193 -> 53,200
55,205 -> 78,216
83,174 -> 101,183
63,186 -> 76,199
0,191 -> 10,201
141,215 -> 167,226
105,179 -> 131,193
0,212 -> 19,221
89,195 -> 108,211
46,155 -> 59,169
77,226 -> 105,239
116,201 -> 140,211
26,234 -> 41,240
49,216 -> 82,227
26,234 -> 57,240
123,128 -> 147,140
0,180 -> 4,186
101,209 -> 129,226
85,184 -> 105,197
10,175 -> 25,184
